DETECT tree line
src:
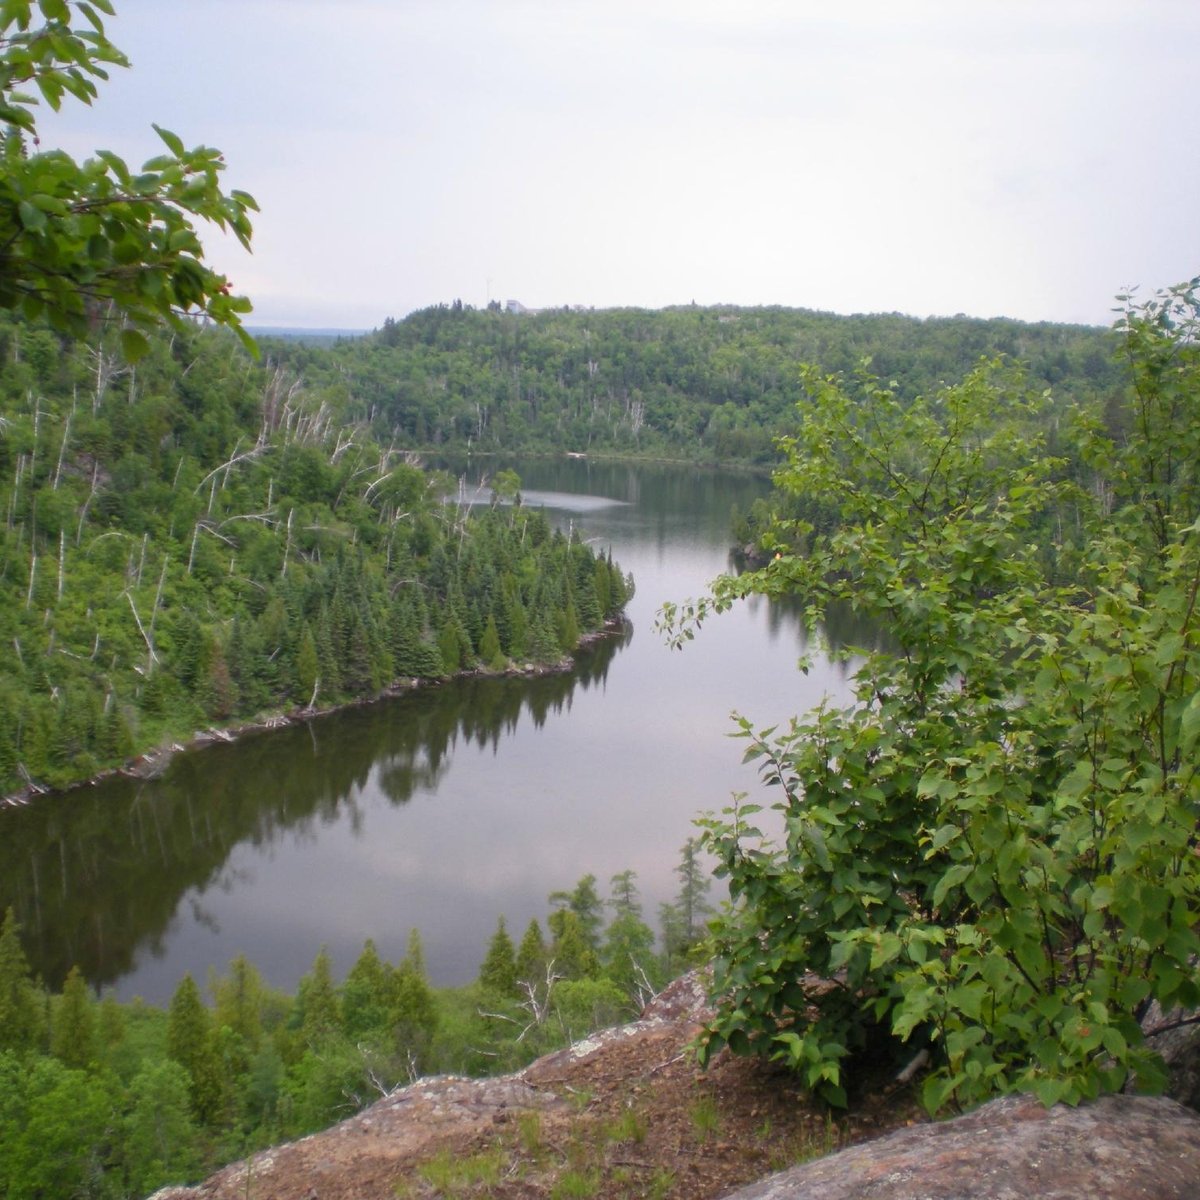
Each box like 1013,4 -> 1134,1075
264,300 -> 1121,464
0,842 -> 708,1198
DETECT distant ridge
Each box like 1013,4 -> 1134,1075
248,326 -> 368,346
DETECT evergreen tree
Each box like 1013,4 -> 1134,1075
296,623 -> 319,702
50,964 -> 95,1069
0,909 -> 44,1055
166,973 -> 224,1123
608,869 -> 642,920
556,598 -> 581,652
341,939 -> 392,1039
479,613 -> 506,670
478,917 -> 518,998
404,928 -> 428,981
549,874 -> 604,950
674,837 -> 711,950
514,918 -> 548,988
96,994 -> 126,1067
122,1059 -> 201,1196
388,960 -> 437,1070
296,946 -> 341,1046
603,912 -> 659,1001
211,953 -> 266,1054
547,909 -> 599,981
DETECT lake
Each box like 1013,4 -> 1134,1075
0,458 -> 863,1003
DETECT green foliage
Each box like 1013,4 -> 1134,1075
514,918 -> 548,987
0,311 -> 631,799
478,916 -> 518,999
0,0 -> 257,352
50,963 -> 95,1068
296,946 -> 341,1046
684,280 -> 1200,1112
0,858 -> 691,1194
0,1052 -> 119,1198
121,1059 -> 200,1195
291,303 -> 1119,464
0,907 -> 45,1053
549,873 -> 604,950
166,972 -> 224,1123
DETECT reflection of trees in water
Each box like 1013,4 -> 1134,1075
0,632 -> 626,992
741,585 -> 890,672
373,629 -> 626,804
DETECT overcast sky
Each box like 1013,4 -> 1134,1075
39,0 -> 1200,330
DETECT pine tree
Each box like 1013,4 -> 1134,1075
0,908 -> 44,1054
296,946 -> 341,1046
514,919 -> 548,987
478,917 -> 517,998
608,869 -> 642,920
556,598 -> 581,652
549,874 -> 604,950
405,928 -> 427,981
50,965 -> 95,1069
479,614 -> 506,670
547,909 -> 599,980
341,939 -> 392,1039
295,623 -> 319,702
603,912 -> 659,1001
166,973 -> 223,1124
211,953 -> 265,1053
388,959 -> 437,1070
122,1060 -> 200,1197
674,837 -> 711,949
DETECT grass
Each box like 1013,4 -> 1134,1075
606,1105 -> 648,1145
400,1145 -> 507,1196
647,1167 -> 676,1199
765,1115 -> 846,1172
550,1168 -> 601,1199
688,1094 -> 721,1141
516,1109 -> 546,1157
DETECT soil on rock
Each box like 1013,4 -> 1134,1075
153,973 -> 923,1200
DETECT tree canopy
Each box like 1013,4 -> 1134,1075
0,0 -> 256,356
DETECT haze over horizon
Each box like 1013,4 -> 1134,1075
40,1 -> 1200,331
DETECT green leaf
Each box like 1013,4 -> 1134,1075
17,199 -> 46,229
153,123 -> 185,157
1179,692 -> 1200,755
119,328 -> 150,361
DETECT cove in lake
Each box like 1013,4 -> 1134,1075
0,460 -> 877,1004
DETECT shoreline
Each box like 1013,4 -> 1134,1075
0,617 -> 627,813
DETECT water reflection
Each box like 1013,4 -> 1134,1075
1,632 -> 626,993
0,460 -> 868,1003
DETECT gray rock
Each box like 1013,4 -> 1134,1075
720,1093 -> 1200,1200
1139,1000 -> 1200,1112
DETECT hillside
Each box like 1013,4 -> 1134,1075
0,314 -> 631,798
269,302 -> 1120,463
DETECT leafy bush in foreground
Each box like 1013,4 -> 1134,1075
672,279 -> 1200,1113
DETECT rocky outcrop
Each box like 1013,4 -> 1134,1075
721,1092 -> 1200,1200
148,972 -> 716,1200
149,970 -> 1200,1200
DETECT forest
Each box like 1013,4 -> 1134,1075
0,311 -> 633,799
272,300 -> 1122,464
0,847 -> 711,1198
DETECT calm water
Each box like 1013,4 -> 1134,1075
0,459 -> 865,1003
